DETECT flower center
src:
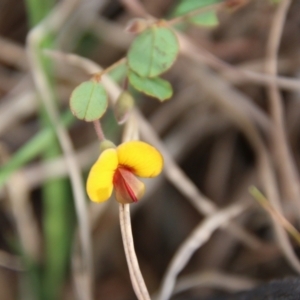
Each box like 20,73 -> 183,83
113,166 -> 145,204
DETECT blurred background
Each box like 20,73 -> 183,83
1,0 -> 300,299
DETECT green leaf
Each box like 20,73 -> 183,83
70,81 -> 108,121
128,71 -> 173,101
127,24 -> 179,78
190,11 -> 219,27
171,0 -> 221,27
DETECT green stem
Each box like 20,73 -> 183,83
25,0 -> 55,27
0,111 -> 74,189
249,186 -> 300,246
25,1 -> 74,299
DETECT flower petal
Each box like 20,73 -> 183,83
86,149 -> 118,202
113,167 -> 145,204
117,141 -> 163,178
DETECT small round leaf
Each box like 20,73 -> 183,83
127,24 -> 179,78
171,0 -> 221,27
70,81 -> 108,121
128,71 -> 173,101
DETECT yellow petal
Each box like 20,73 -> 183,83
117,141 -> 163,178
86,149 -> 118,202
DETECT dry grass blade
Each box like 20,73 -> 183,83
156,202 -> 248,300
22,141 -> 99,188
264,0 -> 300,214
136,110 -> 261,249
173,270 -> 259,296
6,172 -> 41,261
26,0 -> 93,298
0,37 -> 28,70
182,59 -> 300,274
250,186 -> 300,246
178,32 -> 300,92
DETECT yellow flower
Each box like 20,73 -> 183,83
87,141 -> 163,204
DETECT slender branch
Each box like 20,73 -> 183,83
119,0 -> 152,19
183,59 -> 300,273
177,32 -> 300,92
0,37 -> 28,70
119,204 -> 151,300
93,120 -> 106,141
135,110 -> 261,249
250,186 -> 300,246
0,145 -> 40,267
264,0 -> 300,213
172,270 -> 259,296
93,57 -> 126,79
118,82 -> 150,299
157,202 -> 248,300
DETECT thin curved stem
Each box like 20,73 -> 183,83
93,120 -> 105,141
119,204 -> 150,300
265,0 -> 300,211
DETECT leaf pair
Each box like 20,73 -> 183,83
70,21 -> 179,122
127,23 -> 179,102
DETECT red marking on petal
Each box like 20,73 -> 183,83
113,167 -> 145,204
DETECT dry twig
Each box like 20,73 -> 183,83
264,0 -> 300,213
173,270 -> 259,296
156,202 -> 248,300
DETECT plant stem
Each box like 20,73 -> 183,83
249,186 -> 300,246
119,204 -> 150,300
0,111 -> 74,189
93,120 -> 106,141
93,57 -> 126,80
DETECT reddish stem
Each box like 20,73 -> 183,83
93,120 -> 105,141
